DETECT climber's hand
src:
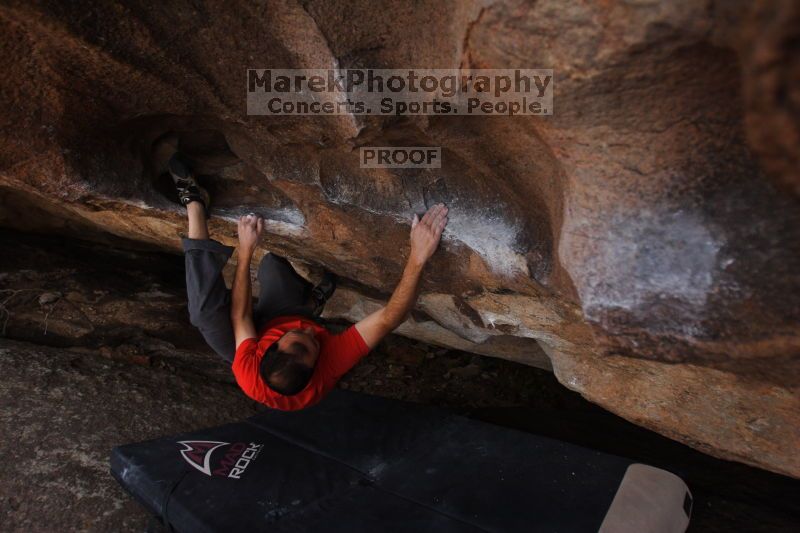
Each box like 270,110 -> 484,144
409,203 -> 448,267
355,204 -> 447,349
237,214 -> 263,256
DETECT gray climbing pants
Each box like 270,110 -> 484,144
182,238 -> 315,364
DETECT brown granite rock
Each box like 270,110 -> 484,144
0,1 -> 797,477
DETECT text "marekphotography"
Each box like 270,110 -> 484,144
247,69 -> 553,116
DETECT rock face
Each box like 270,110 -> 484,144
0,1 -> 798,477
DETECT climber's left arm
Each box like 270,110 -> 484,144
355,204 -> 448,348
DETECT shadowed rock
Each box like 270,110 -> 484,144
0,0 -> 797,477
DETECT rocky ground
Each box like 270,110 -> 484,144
1,230 -> 798,532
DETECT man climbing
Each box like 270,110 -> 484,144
170,153 -> 449,411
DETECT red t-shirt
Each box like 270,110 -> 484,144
232,315 -> 370,411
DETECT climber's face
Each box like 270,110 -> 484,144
276,326 -> 320,366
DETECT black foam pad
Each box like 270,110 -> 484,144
111,390 -> 641,532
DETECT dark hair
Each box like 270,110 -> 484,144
259,342 -> 314,396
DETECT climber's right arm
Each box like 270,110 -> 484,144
230,215 -> 262,348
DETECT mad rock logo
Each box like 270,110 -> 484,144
178,440 -> 263,479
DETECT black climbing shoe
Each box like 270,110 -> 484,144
168,153 -> 210,211
311,271 -> 338,317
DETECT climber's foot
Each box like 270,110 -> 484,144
168,153 -> 210,212
311,271 -> 338,317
